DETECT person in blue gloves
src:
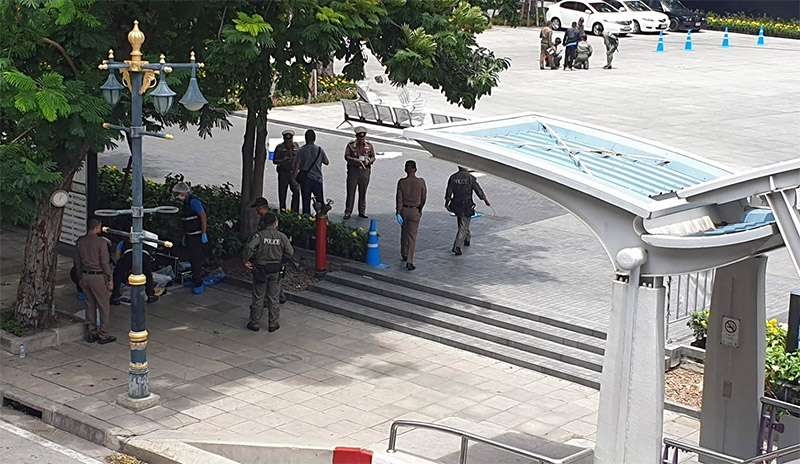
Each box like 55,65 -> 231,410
172,181 -> 207,291
395,160 -> 426,271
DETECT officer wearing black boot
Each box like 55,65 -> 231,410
250,197 -> 287,304
445,167 -> 490,256
173,182 -> 207,291
244,213 -> 293,332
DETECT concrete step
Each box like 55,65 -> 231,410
326,271 -> 605,356
311,280 -> 603,373
293,291 -> 602,390
341,263 -> 606,340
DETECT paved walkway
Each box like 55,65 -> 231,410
0,227 -> 699,462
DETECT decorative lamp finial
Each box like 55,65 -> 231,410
108,49 -> 115,60
159,54 -> 166,64
190,51 -> 196,62
127,20 -> 145,62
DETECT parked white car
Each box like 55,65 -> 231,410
603,0 -> 669,33
546,0 -> 633,36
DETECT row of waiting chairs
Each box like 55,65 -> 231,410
337,99 -> 425,129
431,114 -> 469,125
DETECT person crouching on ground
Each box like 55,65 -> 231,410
574,38 -> 593,69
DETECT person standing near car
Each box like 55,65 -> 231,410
273,129 -> 300,212
577,18 -> 587,40
293,129 -> 329,216
603,30 -> 619,69
563,22 -> 581,70
539,21 -> 554,70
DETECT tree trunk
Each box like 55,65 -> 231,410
14,169 -> 77,329
240,109 -> 257,235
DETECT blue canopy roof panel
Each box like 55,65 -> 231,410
458,119 -> 731,203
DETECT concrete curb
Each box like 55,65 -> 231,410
664,400 -> 701,419
1,385 -> 126,450
1,318 -> 84,355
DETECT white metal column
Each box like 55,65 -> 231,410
596,249 -> 666,464
700,256 -> 767,462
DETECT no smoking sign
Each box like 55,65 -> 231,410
721,316 -> 740,348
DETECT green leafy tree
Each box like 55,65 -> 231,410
201,0 -> 510,235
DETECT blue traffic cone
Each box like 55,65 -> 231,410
756,26 -> 765,46
365,219 -> 389,268
655,31 -> 665,52
684,30 -> 693,51
721,27 -> 730,47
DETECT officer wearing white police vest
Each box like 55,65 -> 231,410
445,166 -> 490,256
244,212 -> 293,332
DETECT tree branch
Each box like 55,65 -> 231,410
10,126 -> 35,144
217,6 -> 228,41
42,37 -> 79,77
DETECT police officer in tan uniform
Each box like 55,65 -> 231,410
343,126 -> 376,219
250,197 -> 288,305
272,129 -> 300,211
445,166 -> 490,256
74,217 -> 116,344
395,160 -> 426,271
244,212 -> 294,332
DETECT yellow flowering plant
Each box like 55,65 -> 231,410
765,318 -> 800,404
706,12 -> 800,39
687,309 -> 710,340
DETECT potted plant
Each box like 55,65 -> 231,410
765,318 -> 800,410
687,309 -> 709,349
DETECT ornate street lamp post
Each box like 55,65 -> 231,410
96,21 -> 207,409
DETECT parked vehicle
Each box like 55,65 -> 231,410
546,0 -> 634,36
646,0 -> 706,31
603,0 -> 669,33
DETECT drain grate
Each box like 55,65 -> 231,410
3,397 -> 43,419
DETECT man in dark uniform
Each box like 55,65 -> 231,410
445,166 -> 491,256
395,160 -> 426,271
172,181 -> 207,291
74,217 -> 116,344
250,197 -> 287,304
343,126 -> 376,219
244,213 -> 294,332
111,237 -> 158,305
272,129 -> 300,211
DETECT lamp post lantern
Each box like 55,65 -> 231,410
97,21 -> 206,409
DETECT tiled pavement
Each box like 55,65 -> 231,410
1,228 -> 699,461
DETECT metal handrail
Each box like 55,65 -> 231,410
663,439 -> 800,464
761,395 -> 800,417
387,420 -> 593,464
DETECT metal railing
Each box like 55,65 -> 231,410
386,420 -> 593,464
759,396 -> 800,455
665,270 -> 715,343
662,439 -> 800,464
664,396 -> 800,464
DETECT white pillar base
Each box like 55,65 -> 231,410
700,256 -> 767,462
595,273 -> 665,464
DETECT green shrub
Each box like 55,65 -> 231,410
97,166 -> 367,262
765,318 -> 800,402
706,12 -> 800,39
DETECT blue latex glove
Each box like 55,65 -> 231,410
396,214 -> 403,225
181,235 -> 187,247
201,233 -> 208,244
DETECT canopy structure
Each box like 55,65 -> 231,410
405,113 -> 800,277
405,113 -> 800,463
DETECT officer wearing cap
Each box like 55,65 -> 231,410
395,160 -> 426,271
343,126 -> 376,220
445,167 -> 490,256
173,181 -> 208,289
244,212 -> 294,332
272,129 -> 300,211
249,196 -> 287,304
